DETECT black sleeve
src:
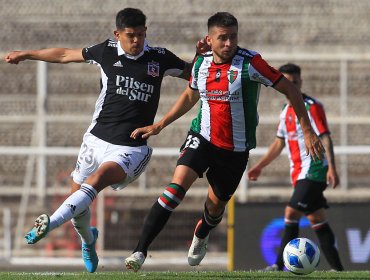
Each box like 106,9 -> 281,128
163,48 -> 186,72
82,40 -> 108,65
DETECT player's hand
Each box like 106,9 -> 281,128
304,130 -> 325,162
4,51 -> 26,64
130,124 -> 162,140
247,166 -> 262,181
327,168 -> 339,189
196,37 -> 210,54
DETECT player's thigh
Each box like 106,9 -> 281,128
206,148 -> 249,202
176,130 -> 210,182
171,165 -> 199,191
85,161 -> 127,191
288,179 -> 328,214
71,133 -> 107,187
103,144 -> 153,191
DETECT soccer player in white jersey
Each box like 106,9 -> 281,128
248,63 -> 344,271
125,13 -> 325,272
4,8 -> 206,273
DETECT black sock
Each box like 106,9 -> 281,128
315,223 -> 344,271
195,205 -> 224,239
276,222 -> 299,270
134,201 -> 172,257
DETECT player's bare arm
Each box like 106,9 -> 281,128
274,77 -> 325,161
131,86 -> 200,139
248,137 -> 285,181
320,133 -> 339,188
4,48 -> 84,64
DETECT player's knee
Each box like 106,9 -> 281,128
157,183 -> 186,211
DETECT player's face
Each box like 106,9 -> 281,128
283,73 -> 302,90
114,26 -> 147,56
207,25 -> 238,63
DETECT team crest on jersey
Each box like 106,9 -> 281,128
227,70 -> 238,84
147,61 -> 160,77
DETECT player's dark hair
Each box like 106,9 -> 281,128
278,63 -> 301,75
207,12 -> 238,30
116,8 -> 146,30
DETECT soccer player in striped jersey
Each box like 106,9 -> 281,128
4,8 -> 205,273
125,13 -> 325,271
248,63 -> 344,271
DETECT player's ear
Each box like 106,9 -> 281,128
114,30 -> 120,40
206,35 -> 211,46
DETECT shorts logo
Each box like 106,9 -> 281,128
297,202 -> 308,208
119,153 -> 132,168
148,61 -> 160,77
227,70 -> 238,84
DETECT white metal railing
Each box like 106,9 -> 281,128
1,56 -> 370,259
0,56 -> 369,198
1,208 -> 11,259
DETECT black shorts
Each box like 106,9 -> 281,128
288,179 -> 329,214
177,131 -> 249,201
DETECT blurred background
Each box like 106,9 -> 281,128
0,0 -> 370,272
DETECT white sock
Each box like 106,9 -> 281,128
72,208 -> 94,244
49,184 -> 97,231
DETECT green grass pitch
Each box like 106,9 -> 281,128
1,271 -> 369,280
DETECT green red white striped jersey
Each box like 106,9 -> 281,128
189,48 -> 282,152
277,94 -> 330,186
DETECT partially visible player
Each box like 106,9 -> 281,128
124,13 -> 325,272
4,7 -> 206,273
248,63 -> 344,271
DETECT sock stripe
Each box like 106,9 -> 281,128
159,194 -> 177,209
163,190 -> 181,204
157,184 -> 186,211
80,185 -> 97,201
284,219 -> 299,224
158,197 -> 174,211
167,183 -> 186,200
204,213 -> 222,227
312,221 -> 328,229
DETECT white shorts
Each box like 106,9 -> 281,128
71,132 -> 152,190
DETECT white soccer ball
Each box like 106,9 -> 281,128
283,237 -> 320,275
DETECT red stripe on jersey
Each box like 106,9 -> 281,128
206,63 -> 233,149
285,106 -> 302,186
250,55 -> 282,85
309,103 -> 329,135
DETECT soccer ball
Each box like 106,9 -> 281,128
283,237 -> 320,275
